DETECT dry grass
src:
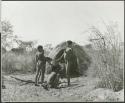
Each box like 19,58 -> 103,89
86,22 -> 124,91
2,52 -> 36,74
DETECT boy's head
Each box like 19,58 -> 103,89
66,40 -> 73,47
37,45 -> 43,52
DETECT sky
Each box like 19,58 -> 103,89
1,1 -> 124,47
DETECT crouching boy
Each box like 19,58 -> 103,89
44,60 -> 62,89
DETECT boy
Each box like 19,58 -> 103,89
56,40 -> 76,86
42,60 -> 62,90
47,60 -> 62,88
64,40 -> 74,86
35,45 -> 46,86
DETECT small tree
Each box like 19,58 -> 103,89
1,20 -> 18,50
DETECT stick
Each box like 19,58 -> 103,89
10,76 -> 42,84
70,84 -> 85,89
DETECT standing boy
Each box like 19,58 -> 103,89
56,40 -> 77,86
35,45 -> 46,86
64,40 -> 74,86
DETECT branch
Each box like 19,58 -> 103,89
10,76 -> 38,84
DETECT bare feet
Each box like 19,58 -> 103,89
42,83 -> 49,90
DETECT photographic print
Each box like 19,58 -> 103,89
1,0 -> 124,102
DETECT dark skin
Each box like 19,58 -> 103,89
64,43 -> 73,86
56,43 -> 73,86
44,61 -> 62,89
35,47 -> 47,86
35,46 -> 52,86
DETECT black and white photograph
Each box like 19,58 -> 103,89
1,0 -> 124,102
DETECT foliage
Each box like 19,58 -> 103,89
2,46 -> 52,74
17,40 -> 36,49
1,20 -> 18,50
2,52 -> 36,74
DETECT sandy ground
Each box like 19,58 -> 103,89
1,74 -> 124,102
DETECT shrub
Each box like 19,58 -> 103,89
2,52 -> 36,74
87,22 -> 124,91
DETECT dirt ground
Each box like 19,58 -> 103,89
1,74 -> 124,102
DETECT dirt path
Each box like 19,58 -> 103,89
1,74 -> 123,102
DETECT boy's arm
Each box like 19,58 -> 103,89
35,53 -> 38,63
34,54 -> 38,72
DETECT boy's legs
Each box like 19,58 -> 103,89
35,64 -> 41,86
37,69 -> 42,83
65,62 -> 71,86
53,74 -> 60,88
47,72 -> 56,88
41,65 -> 45,84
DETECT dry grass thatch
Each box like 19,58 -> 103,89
46,41 -> 91,76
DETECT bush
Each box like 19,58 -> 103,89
87,22 -> 124,91
2,52 -> 36,74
